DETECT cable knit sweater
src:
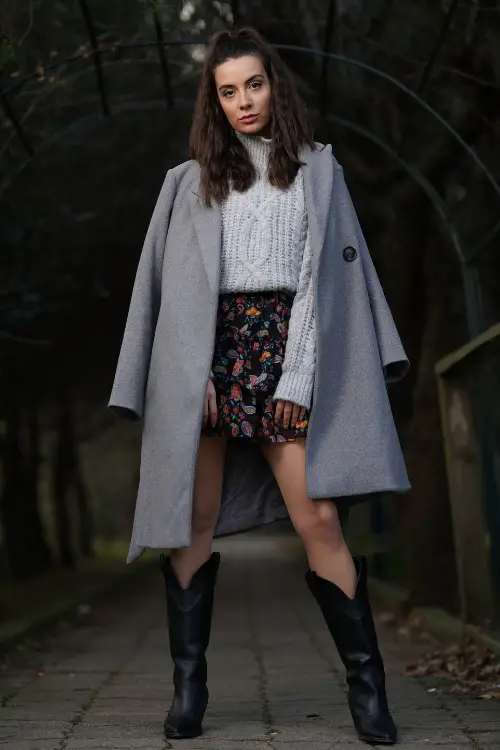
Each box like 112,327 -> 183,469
219,133 -> 316,409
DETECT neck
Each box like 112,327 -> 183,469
256,122 -> 271,139
235,130 -> 271,173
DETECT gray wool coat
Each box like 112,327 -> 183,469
109,143 -> 410,563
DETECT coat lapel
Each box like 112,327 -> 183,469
187,172 -> 221,296
301,145 -> 334,276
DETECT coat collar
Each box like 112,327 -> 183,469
187,168 -> 222,296
187,143 -> 333,295
300,143 -> 333,278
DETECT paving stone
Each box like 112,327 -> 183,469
1,531 -> 496,750
65,741 -> 168,749
3,742 -> 64,750
0,708 -> 76,721
270,721 -> 351,743
162,742 -> 274,750
397,734 -> 472,746
468,733 -> 500,746
87,726 -> 163,740
0,729 -> 66,742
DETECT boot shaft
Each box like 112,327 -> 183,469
161,552 -> 221,661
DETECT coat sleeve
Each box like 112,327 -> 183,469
108,169 -> 178,420
334,165 -> 409,383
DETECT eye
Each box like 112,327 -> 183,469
249,81 -> 262,90
222,90 -> 235,98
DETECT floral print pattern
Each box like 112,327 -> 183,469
202,291 -> 309,443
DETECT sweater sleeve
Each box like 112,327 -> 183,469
272,228 -> 316,409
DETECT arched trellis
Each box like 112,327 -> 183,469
1,28 -> 499,339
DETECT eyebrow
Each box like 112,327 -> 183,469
218,74 -> 264,91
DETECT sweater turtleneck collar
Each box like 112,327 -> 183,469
235,131 -> 271,173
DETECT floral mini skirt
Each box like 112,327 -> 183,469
202,291 -> 309,443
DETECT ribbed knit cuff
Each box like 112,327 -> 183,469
272,369 -> 314,410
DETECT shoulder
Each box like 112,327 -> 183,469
165,159 -> 198,187
158,159 -> 202,202
306,141 -> 344,173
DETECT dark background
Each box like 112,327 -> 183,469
1,1 -> 499,626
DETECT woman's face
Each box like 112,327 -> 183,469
214,54 -> 271,137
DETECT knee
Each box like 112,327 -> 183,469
294,501 -> 343,548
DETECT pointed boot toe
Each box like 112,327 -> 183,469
356,713 -> 397,745
163,685 -> 207,738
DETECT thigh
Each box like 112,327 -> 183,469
192,436 -> 228,530
260,440 -> 340,530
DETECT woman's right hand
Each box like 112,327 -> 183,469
203,378 -> 218,429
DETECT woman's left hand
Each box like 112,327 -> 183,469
274,400 -> 306,429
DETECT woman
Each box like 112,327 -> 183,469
109,27 -> 409,746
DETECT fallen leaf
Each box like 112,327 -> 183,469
405,636 -> 500,698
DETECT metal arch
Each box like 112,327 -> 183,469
0,99 -> 191,198
2,38 -> 499,275
0,96 -> 461,246
0,98 -> 461,241
3,40 -> 500,203
273,45 -> 500,201
417,0 -> 461,97
326,116 -> 466,265
0,93 -> 480,334
468,218 -> 500,263
324,115 -> 482,337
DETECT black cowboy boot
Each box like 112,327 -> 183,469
306,556 -> 397,745
160,552 -> 221,739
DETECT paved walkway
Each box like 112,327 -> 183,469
1,528 -> 499,750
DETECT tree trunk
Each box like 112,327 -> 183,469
52,391 -> 76,568
0,365 -> 52,578
1,379 -> 27,578
25,390 -> 53,571
51,387 -> 93,565
74,467 -> 93,559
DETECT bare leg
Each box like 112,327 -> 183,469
261,439 -> 356,598
170,436 -> 227,588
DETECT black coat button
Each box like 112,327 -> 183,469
343,246 -> 357,262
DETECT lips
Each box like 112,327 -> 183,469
240,114 -> 257,122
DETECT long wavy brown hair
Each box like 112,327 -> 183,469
190,27 -> 314,205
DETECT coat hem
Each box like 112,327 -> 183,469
126,509 -> 291,563
126,487 -> 411,563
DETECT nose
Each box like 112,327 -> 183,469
238,89 -> 252,110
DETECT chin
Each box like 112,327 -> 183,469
236,120 -> 269,137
